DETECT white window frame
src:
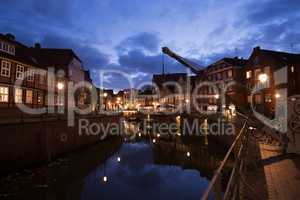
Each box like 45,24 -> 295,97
26,90 -> 33,104
3,43 -> 9,52
1,60 -> 11,77
0,86 -> 9,102
27,69 -> 34,82
16,65 -> 24,80
14,88 -> 23,103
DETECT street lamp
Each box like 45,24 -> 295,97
275,93 -> 280,98
214,94 -> 219,99
103,92 -> 108,111
258,73 -> 268,83
57,82 -> 64,90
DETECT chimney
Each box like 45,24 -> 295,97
254,46 -> 261,51
34,43 -> 41,49
5,33 -> 15,41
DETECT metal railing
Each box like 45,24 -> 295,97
201,116 -> 252,200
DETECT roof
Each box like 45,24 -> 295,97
0,33 -> 27,48
153,73 -> 188,81
0,33 -> 81,69
207,57 -> 248,70
259,48 -> 300,66
27,48 -> 81,67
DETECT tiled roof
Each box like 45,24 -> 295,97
27,48 -> 81,67
260,49 -> 300,66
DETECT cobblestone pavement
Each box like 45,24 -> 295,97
259,144 -> 300,200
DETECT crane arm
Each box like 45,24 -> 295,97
162,47 -> 202,74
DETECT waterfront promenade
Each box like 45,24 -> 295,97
260,144 -> 300,200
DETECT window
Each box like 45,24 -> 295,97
39,75 -> 45,84
16,65 -> 24,80
255,94 -> 262,104
26,90 -> 33,104
0,42 -> 15,55
0,86 -> 9,102
265,94 -> 272,103
247,95 -> 252,103
264,66 -> 271,75
254,69 -> 261,80
1,60 -> 11,77
246,70 -> 252,79
291,66 -> 295,73
9,46 -> 15,54
14,88 -> 22,103
217,73 -> 222,80
37,92 -> 43,105
228,70 -> 233,78
27,69 -> 34,81
3,43 -> 9,52
223,71 -> 227,79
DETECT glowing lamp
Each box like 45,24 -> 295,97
258,73 -> 268,83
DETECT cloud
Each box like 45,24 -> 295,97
1,0 -> 300,90
116,32 -> 161,54
245,0 -> 300,25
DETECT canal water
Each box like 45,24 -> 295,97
0,119 -> 232,200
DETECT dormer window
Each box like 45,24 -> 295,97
0,41 -> 15,55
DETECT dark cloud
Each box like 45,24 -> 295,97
41,34 -> 110,69
116,32 -> 161,54
246,0 -> 300,24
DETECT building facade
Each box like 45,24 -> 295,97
0,34 -> 48,112
244,46 -> 300,118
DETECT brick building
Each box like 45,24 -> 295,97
244,46 -> 300,117
153,73 -> 190,110
0,33 -> 95,117
0,34 -> 48,110
194,57 -> 247,113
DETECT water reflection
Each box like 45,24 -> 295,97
82,141 -> 213,200
0,118 -> 232,200
81,118 -> 232,200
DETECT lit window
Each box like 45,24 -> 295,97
254,69 -> 261,80
1,60 -> 11,77
27,69 -> 34,81
0,86 -> 9,102
26,90 -> 33,104
16,65 -> 24,80
15,88 -> 22,103
291,66 -> 295,73
246,70 -> 252,79
228,70 -> 233,78
265,94 -> 272,103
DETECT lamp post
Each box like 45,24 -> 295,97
258,73 -> 269,115
103,92 -> 108,111
57,82 -> 65,113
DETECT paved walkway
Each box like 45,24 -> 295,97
259,144 -> 300,200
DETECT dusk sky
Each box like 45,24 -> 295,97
1,0 -> 299,90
